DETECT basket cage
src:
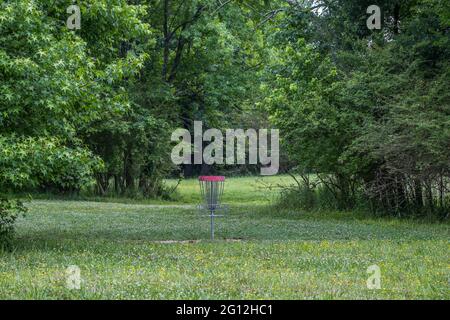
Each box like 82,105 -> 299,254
198,176 -> 225,211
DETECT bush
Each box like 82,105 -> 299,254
275,175 -> 370,213
277,185 -> 344,212
0,136 -> 103,193
0,199 -> 27,250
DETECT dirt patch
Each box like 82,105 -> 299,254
154,240 -> 200,244
152,238 -> 243,244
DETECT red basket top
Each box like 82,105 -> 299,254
198,176 -> 225,182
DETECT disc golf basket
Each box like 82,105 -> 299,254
198,176 -> 228,240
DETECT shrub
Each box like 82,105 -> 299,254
276,185 -> 342,212
0,198 -> 27,250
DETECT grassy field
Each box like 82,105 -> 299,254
0,176 -> 449,299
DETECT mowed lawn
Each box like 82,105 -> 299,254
0,177 -> 449,299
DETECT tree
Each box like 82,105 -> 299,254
0,0 -> 152,245
264,0 -> 450,216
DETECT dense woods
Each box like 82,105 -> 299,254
265,0 -> 449,217
0,0 -> 449,240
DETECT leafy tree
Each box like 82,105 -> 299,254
0,0 -> 151,244
264,0 -> 450,216
123,0 -> 271,178
0,0 -> 152,193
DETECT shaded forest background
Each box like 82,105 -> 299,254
0,0 -> 449,218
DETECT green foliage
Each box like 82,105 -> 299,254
0,0 -> 152,243
0,0 -> 149,137
0,0 -> 273,198
0,199 -> 27,250
0,0 -> 153,195
264,0 -> 450,216
84,0 -> 272,193
276,184 -> 336,212
1,0 -> 448,218
0,136 -> 103,192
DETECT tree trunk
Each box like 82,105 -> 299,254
124,146 -> 134,193
393,4 -> 400,34
162,0 -> 170,81
413,178 -> 423,209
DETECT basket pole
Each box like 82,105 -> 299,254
210,211 -> 215,240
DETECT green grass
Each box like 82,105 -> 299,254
0,187 -> 448,299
